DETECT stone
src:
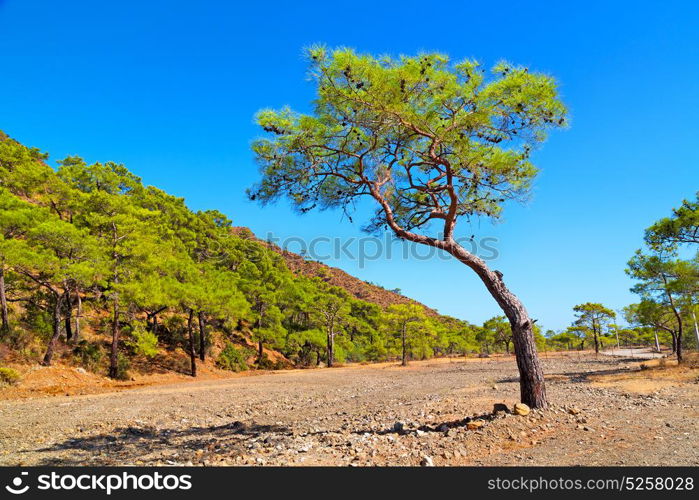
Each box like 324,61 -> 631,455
420,456 -> 434,467
513,403 -> 530,416
392,422 -> 404,433
466,420 -> 484,431
568,407 -> 581,415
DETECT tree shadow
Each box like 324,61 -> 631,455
27,421 -> 290,466
496,366 -> 635,384
350,411 -> 500,436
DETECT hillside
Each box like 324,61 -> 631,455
232,226 -> 442,317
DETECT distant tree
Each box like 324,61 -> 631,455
312,287 -> 351,367
645,192 -> 698,248
483,315 -> 512,354
249,48 -> 566,408
572,303 -> 615,354
382,303 -> 429,366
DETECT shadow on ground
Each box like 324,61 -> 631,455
29,421 -> 290,466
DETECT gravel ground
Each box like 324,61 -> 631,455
0,353 -> 697,466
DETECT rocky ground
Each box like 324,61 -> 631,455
0,352 -> 697,466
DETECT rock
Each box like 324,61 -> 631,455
75,367 -> 87,374
392,422 -> 404,433
513,403 -> 530,416
466,420 -> 484,431
420,456 -> 434,467
568,407 -> 581,415
493,403 -> 509,414
437,424 -> 449,433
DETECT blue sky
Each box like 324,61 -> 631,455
1,0 -> 697,330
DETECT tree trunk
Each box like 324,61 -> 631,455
42,293 -> 63,366
198,312 -> 206,361
592,322 -> 600,354
447,243 -> 547,408
401,324 -> 407,366
64,290 -> 73,341
187,309 -> 197,377
257,340 -> 264,364
108,297 -> 120,378
0,266 -> 8,332
654,331 -> 661,353
74,292 -> 82,343
665,284 -> 683,362
692,310 -> 699,351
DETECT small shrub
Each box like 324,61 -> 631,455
217,342 -> 251,372
0,367 -> 20,385
73,340 -> 104,372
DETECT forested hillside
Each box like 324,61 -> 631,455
0,131 -> 481,381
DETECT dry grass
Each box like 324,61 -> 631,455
590,353 -> 699,394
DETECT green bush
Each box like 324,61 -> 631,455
0,367 -> 20,385
217,342 -> 251,372
125,322 -> 159,358
73,340 -> 104,372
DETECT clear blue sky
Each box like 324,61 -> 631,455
1,0 -> 697,330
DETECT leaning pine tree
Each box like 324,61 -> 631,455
249,47 -> 566,408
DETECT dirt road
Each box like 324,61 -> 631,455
0,353 -> 696,466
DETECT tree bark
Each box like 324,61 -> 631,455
447,243 -> 547,408
108,297 -> 120,378
401,323 -> 408,366
327,328 -> 334,368
654,331 -> 660,353
74,292 -> 82,343
41,293 -> 63,366
692,310 -> 699,351
198,311 -> 206,361
0,266 -> 8,332
187,309 -> 197,377
63,290 -> 73,341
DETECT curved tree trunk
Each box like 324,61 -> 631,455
447,243 -> 547,408
108,297 -> 121,378
187,309 -> 197,377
